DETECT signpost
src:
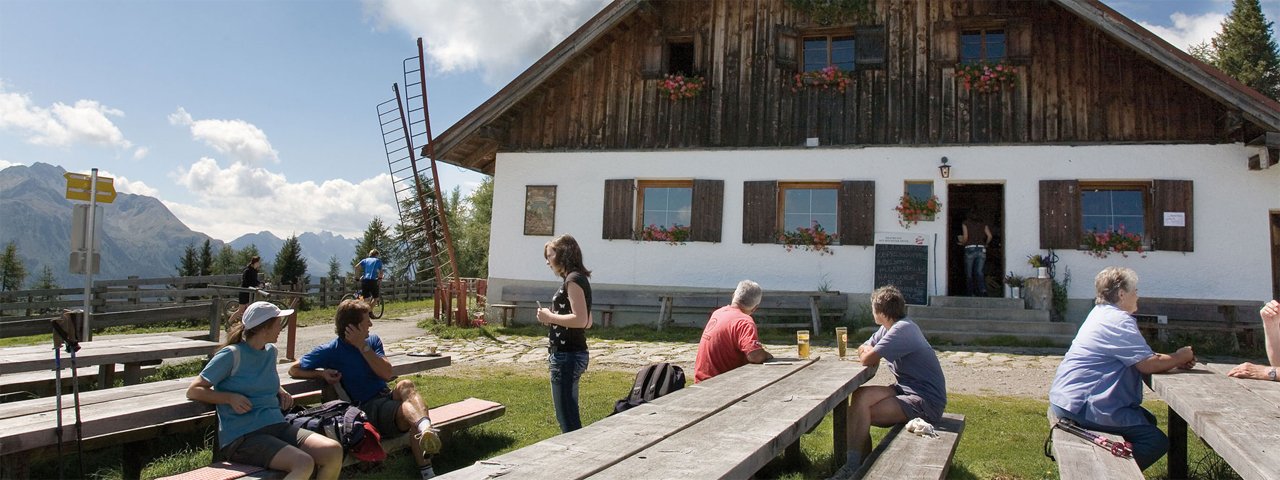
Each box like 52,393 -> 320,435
65,169 -> 114,340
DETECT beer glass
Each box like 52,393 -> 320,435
797,330 -> 810,359
835,327 -> 848,358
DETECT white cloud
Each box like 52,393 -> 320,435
0,82 -> 135,150
362,0 -> 611,85
133,146 -> 149,160
169,107 -> 279,166
0,159 -> 20,170
168,158 -> 399,241
1138,12 -> 1226,51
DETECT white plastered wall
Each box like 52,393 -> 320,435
487,144 -> 1279,310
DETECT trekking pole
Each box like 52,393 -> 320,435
51,316 -> 85,478
68,343 -> 86,477
52,339 -> 64,480
1054,419 -> 1134,458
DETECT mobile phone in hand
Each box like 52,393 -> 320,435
536,301 -> 543,310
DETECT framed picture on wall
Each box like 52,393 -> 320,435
524,185 -> 556,236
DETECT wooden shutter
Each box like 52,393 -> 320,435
1039,180 -> 1080,249
742,181 -> 778,244
838,180 -> 875,246
932,21 -> 958,65
775,25 -> 798,71
690,179 -> 724,243
641,32 -> 665,79
855,26 -> 886,68
1151,180 -> 1193,252
602,179 -> 635,240
1006,18 -> 1032,62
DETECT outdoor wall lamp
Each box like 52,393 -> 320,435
938,157 -> 951,179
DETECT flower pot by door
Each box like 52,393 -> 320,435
1037,267 -> 1048,278
1009,286 -> 1022,298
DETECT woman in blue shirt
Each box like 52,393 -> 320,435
187,302 -> 343,480
1048,267 -> 1196,470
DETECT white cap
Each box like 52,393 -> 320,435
242,301 -> 294,330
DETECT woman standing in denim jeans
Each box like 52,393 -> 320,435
536,234 -> 593,432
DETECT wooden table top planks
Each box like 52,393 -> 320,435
0,352 -> 449,456
439,357 -> 874,480
1146,362 -> 1280,480
0,335 -> 218,375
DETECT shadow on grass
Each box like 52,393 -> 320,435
433,429 -> 519,473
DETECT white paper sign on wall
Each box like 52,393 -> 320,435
1163,212 -> 1186,227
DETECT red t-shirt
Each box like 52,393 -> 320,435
693,305 -> 764,383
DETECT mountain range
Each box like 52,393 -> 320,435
0,163 -> 358,288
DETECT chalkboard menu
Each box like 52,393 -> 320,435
874,243 -> 929,305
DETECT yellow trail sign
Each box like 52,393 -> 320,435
65,172 -> 117,203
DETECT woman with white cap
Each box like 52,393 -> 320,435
187,301 -> 343,480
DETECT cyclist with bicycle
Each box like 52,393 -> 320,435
357,249 -> 383,304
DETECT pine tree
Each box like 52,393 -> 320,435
273,235 -> 308,287
199,239 -> 214,276
236,245 -> 261,271
354,218 -> 396,278
0,241 -> 28,292
214,245 -> 238,275
31,265 -> 58,290
1202,0 -> 1280,99
457,177 -> 493,278
327,255 -> 343,284
177,242 -> 200,277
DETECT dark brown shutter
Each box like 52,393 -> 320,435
602,179 -> 635,240
855,26 -> 886,68
932,21 -> 958,65
838,180 -> 875,246
1039,180 -> 1081,249
775,25 -> 798,71
1006,18 -> 1031,62
690,179 -> 724,243
641,32 -> 665,79
1151,180 -> 1193,252
742,181 -> 778,244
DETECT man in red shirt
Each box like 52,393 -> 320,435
693,280 -> 774,382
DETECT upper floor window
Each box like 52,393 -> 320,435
780,182 -> 839,238
803,35 -> 855,72
638,180 -> 693,230
1081,183 -> 1148,238
668,41 -> 695,75
960,29 -> 1006,64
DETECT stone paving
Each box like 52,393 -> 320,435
390,333 -> 1067,399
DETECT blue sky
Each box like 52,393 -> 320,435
1,0 -> 1276,241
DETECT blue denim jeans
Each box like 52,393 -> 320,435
1050,404 -> 1169,470
549,350 -> 590,433
964,246 -> 987,296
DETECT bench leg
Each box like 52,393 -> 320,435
123,363 -> 143,385
786,439 -> 803,463
1168,406 -> 1188,480
603,311 -> 613,328
501,307 -> 514,327
833,394 -> 849,469
98,364 -> 116,388
121,439 -> 149,480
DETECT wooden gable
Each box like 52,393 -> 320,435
434,0 -> 1280,175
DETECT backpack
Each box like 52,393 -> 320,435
612,362 -> 686,415
284,400 -> 372,452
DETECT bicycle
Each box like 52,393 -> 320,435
223,285 -> 271,331
342,287 -> 384,319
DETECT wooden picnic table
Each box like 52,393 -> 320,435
656,291 -> 847,331
0,353 -> 450,461
1144,362 -> 1280,480
439,356 -> 875,479
0,335 -> 218,386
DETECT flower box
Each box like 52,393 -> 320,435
778,222 -> 834,255
637,224 -> 690,245
953,61 -> 1016,94
1082,226 -> 1146,259
791,66 -> 853,93
658,74 -> 705,100
894,194 -> 940,229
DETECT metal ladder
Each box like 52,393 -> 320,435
375,38 -> 464,324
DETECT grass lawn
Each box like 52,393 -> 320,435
33,364 -> 1226,480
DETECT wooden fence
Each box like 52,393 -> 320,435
0,275 -> 434,338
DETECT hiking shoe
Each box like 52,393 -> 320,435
415,428 -> 443,455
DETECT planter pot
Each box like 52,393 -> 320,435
1037,267 -> 1049,278
1008,286 -> 1022,298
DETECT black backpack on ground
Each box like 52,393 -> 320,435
284,399 -> 368,450
612,362 -> 686,415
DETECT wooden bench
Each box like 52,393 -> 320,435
492,285 -> 665,327
659,290 -> 849,331
0,362 -> 159,402
1133,298 -> 1263,350
851,413 -> 965,480
0,353 -> 449,479
1045,411 -> 1142,480
161,397 -> 506,479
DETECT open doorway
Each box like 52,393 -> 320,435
947,184 -> 1005,297
1271,211 -> 1280,300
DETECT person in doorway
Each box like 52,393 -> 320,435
693,280 -> 774,383
535,234 -> 594,433
188,302 -> 343,480
1049,267 -> 1196,470
1227,299 -> 1279,382
233,256 -> 263,323
832,286 -> 947,478
289,299 -> 443,479
957,212 -> 992,297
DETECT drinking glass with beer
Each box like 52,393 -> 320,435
797,330 -> 810,359
835,326 -> 848,358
